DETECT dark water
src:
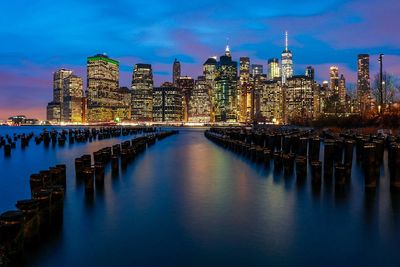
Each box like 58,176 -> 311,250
1,127 -> 400,266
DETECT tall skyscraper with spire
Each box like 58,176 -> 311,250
281,31 -> 293,84
225,42 -> 231,57
215,44 -> 238,122
172,58 -> 181,86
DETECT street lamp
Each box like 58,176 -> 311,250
378,54 -> 384,115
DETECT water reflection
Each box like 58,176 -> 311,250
1,127 -> 400,266
363,190 -> 377,224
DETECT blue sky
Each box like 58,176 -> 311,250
0,0 -> 399,119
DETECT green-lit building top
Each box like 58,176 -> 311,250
87,54 -> 119,65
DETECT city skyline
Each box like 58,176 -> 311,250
0,0 -> 399,120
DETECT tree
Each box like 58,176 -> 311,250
372,72 -> 399,105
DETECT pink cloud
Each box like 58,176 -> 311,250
317,0 -> 400,49
0,62 -> 84,120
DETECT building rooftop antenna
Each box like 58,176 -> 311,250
285,31 -> 288,51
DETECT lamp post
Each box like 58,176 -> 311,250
378,54 -> 384,115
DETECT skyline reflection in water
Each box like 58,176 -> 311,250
0,127 -> 400,266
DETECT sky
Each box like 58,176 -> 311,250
0,0 -> 399,120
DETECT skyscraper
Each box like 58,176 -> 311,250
188,76 -> 212,123
47,69 -> 73,122
329,66 -> 339,97
131,63 -> 153,121
259,79 -> 283,123
338,74 -> 346,106
305,66 -> 315,80
153,82 -> 183,122
284,76 -> 315,122
177,76 -> 195,122
172,59 -> 181,86
53,69 -> 73,104
86,54 -> 122,122
215,45 -> 238,122
357,54 -> 370,112
281,31 -> 293,84
203,57 -> 218,122
251,64 -> 263,76
268,58 -> 280,80
203,57 -> 218,83
46,102 -> 61,122
117,87 -> 132,121
61,75 -> 85,123
239,57 -> 251,122
252,73 -> 267,122
240,57 -> 250,82
322,81 -> 329,93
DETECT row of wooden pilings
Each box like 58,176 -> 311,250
0,164 -> 67,266
74,130 -> 179,194
0,133 -> 34,155
205,127 -> 400,190
0,129 -> 178,266
1,126 -> 158,157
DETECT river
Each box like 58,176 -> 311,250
0,126 -> 399,266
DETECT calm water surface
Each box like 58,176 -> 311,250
0,126 -> 399,266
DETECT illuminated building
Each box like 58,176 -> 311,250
267,58 -> 280,80
177,76 -> 194,122
203,57 -> 218,82
338,74 -> 346,106
86,54 -> 124,122
251,64 -> 263,76
46,102 -> 61,122
252,74 -> 267,122
329,66 -> 339,97
357,54 -> 371,112
319,81 -> 329,113
281,31 -> 293,84
153,82 -> 183,122
215,45 -> 238,122
329,66 -> 339,95
313,84 -> 322,117
116,87 -> 132,121
131,63 -> 153,121
305,66 -> 314,80
47,69 -> 73,122
259,80 -> 283,123
239,57 -> 251,122
203,57 -> 218,121
322,81 -> 329,93
188,76 -> 212,123
283,76 -> 316,122
53,69 -> 73,104
172,59 -> 181,86
61,75 -> 85,123
7,115 -> 38,125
